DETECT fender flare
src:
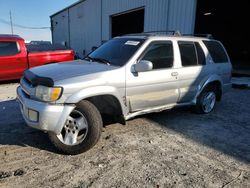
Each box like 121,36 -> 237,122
193,74 -> 223,103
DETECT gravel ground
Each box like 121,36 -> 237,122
0,82 -> 249,188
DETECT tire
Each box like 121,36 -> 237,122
48,100 -> 103,155
195,86 -> 217,114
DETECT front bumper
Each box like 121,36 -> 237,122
17,86 -> 75,134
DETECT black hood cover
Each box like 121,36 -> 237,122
24,70 -> 54,87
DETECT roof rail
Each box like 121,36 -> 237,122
123,30 -> 182,37
183,33 -> 213,39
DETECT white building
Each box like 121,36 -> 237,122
50,0 -> 249,69
50,0 -> 196,57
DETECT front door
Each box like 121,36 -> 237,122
126,41 -> 180,112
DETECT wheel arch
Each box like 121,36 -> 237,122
65,86 -> 126,121
84,94 -> 124,123
195,75 -> 223,103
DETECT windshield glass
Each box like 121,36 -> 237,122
87,38 -> 145,67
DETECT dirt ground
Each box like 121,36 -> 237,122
0,82 -> 249,188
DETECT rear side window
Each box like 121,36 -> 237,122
178,41 -> 206,66
178,42 -> 197,66
0,42 -> 19,56
195,42 -> 206,65
203,40 -> 228,63
142,42 -> 173,69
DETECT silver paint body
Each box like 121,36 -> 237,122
17,36 -> 232,134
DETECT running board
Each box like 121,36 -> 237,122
124,102 -> 193,120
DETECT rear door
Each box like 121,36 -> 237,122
0,40 -> 28,81
177,41 -> 209,103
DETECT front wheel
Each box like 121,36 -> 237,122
48,100 -> 102,155
195,87 -> 217,114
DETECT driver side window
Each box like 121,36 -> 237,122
141,41 -> 173,70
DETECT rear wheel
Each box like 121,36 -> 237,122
195,87 -> 217,114
48,100 -> 102,155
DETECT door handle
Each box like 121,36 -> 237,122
171,72 -> 178,77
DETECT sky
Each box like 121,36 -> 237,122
0,0 -> 78,41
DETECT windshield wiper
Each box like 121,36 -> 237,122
84,56 -> 93,61
84,56 -> 111,65
92,57 -> 111,65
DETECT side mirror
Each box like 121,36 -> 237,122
132,60 -> 153,73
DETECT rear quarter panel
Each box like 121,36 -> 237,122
204,40 -> 232,86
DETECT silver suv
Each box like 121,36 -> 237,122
17,32 -> 232,154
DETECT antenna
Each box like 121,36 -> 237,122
9,10 -> 14,35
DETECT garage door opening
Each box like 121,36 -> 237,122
195,0 -> 250,70
111,8 -> 144,38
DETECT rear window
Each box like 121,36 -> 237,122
0,42 -> 19,56
178,41 -> 206,66
178,41 -> 198,66
26,43 -> 71,52
203,40 -> 228,63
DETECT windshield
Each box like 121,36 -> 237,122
87,38 -> 145,67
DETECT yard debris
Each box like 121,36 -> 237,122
14,169 -> 25,176
104,135 -> 111,140
180,172 -> 187,176
0,171 -> 12,179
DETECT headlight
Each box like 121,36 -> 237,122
35,85 -> 63,102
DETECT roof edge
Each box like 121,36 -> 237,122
50,0 -> 85,18
0,34 -> 23,40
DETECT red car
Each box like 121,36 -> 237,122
0,34 -> 75,81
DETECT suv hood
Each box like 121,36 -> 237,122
28,60 -> 117,83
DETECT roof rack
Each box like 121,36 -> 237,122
123,30 -> 182,37
183,33 -> 213,39
123,31 -> 213,39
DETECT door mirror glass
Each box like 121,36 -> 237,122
132,60 -> 153,73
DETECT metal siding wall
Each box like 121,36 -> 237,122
144,0 -> 169,32
51,10 -> 69,46
168,0 -> 197,34
101,0 -> 196,41
69,2 -> 85,56
69,0 -> 101,57
51,0 -> 197,55
102,0 -> 145,40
